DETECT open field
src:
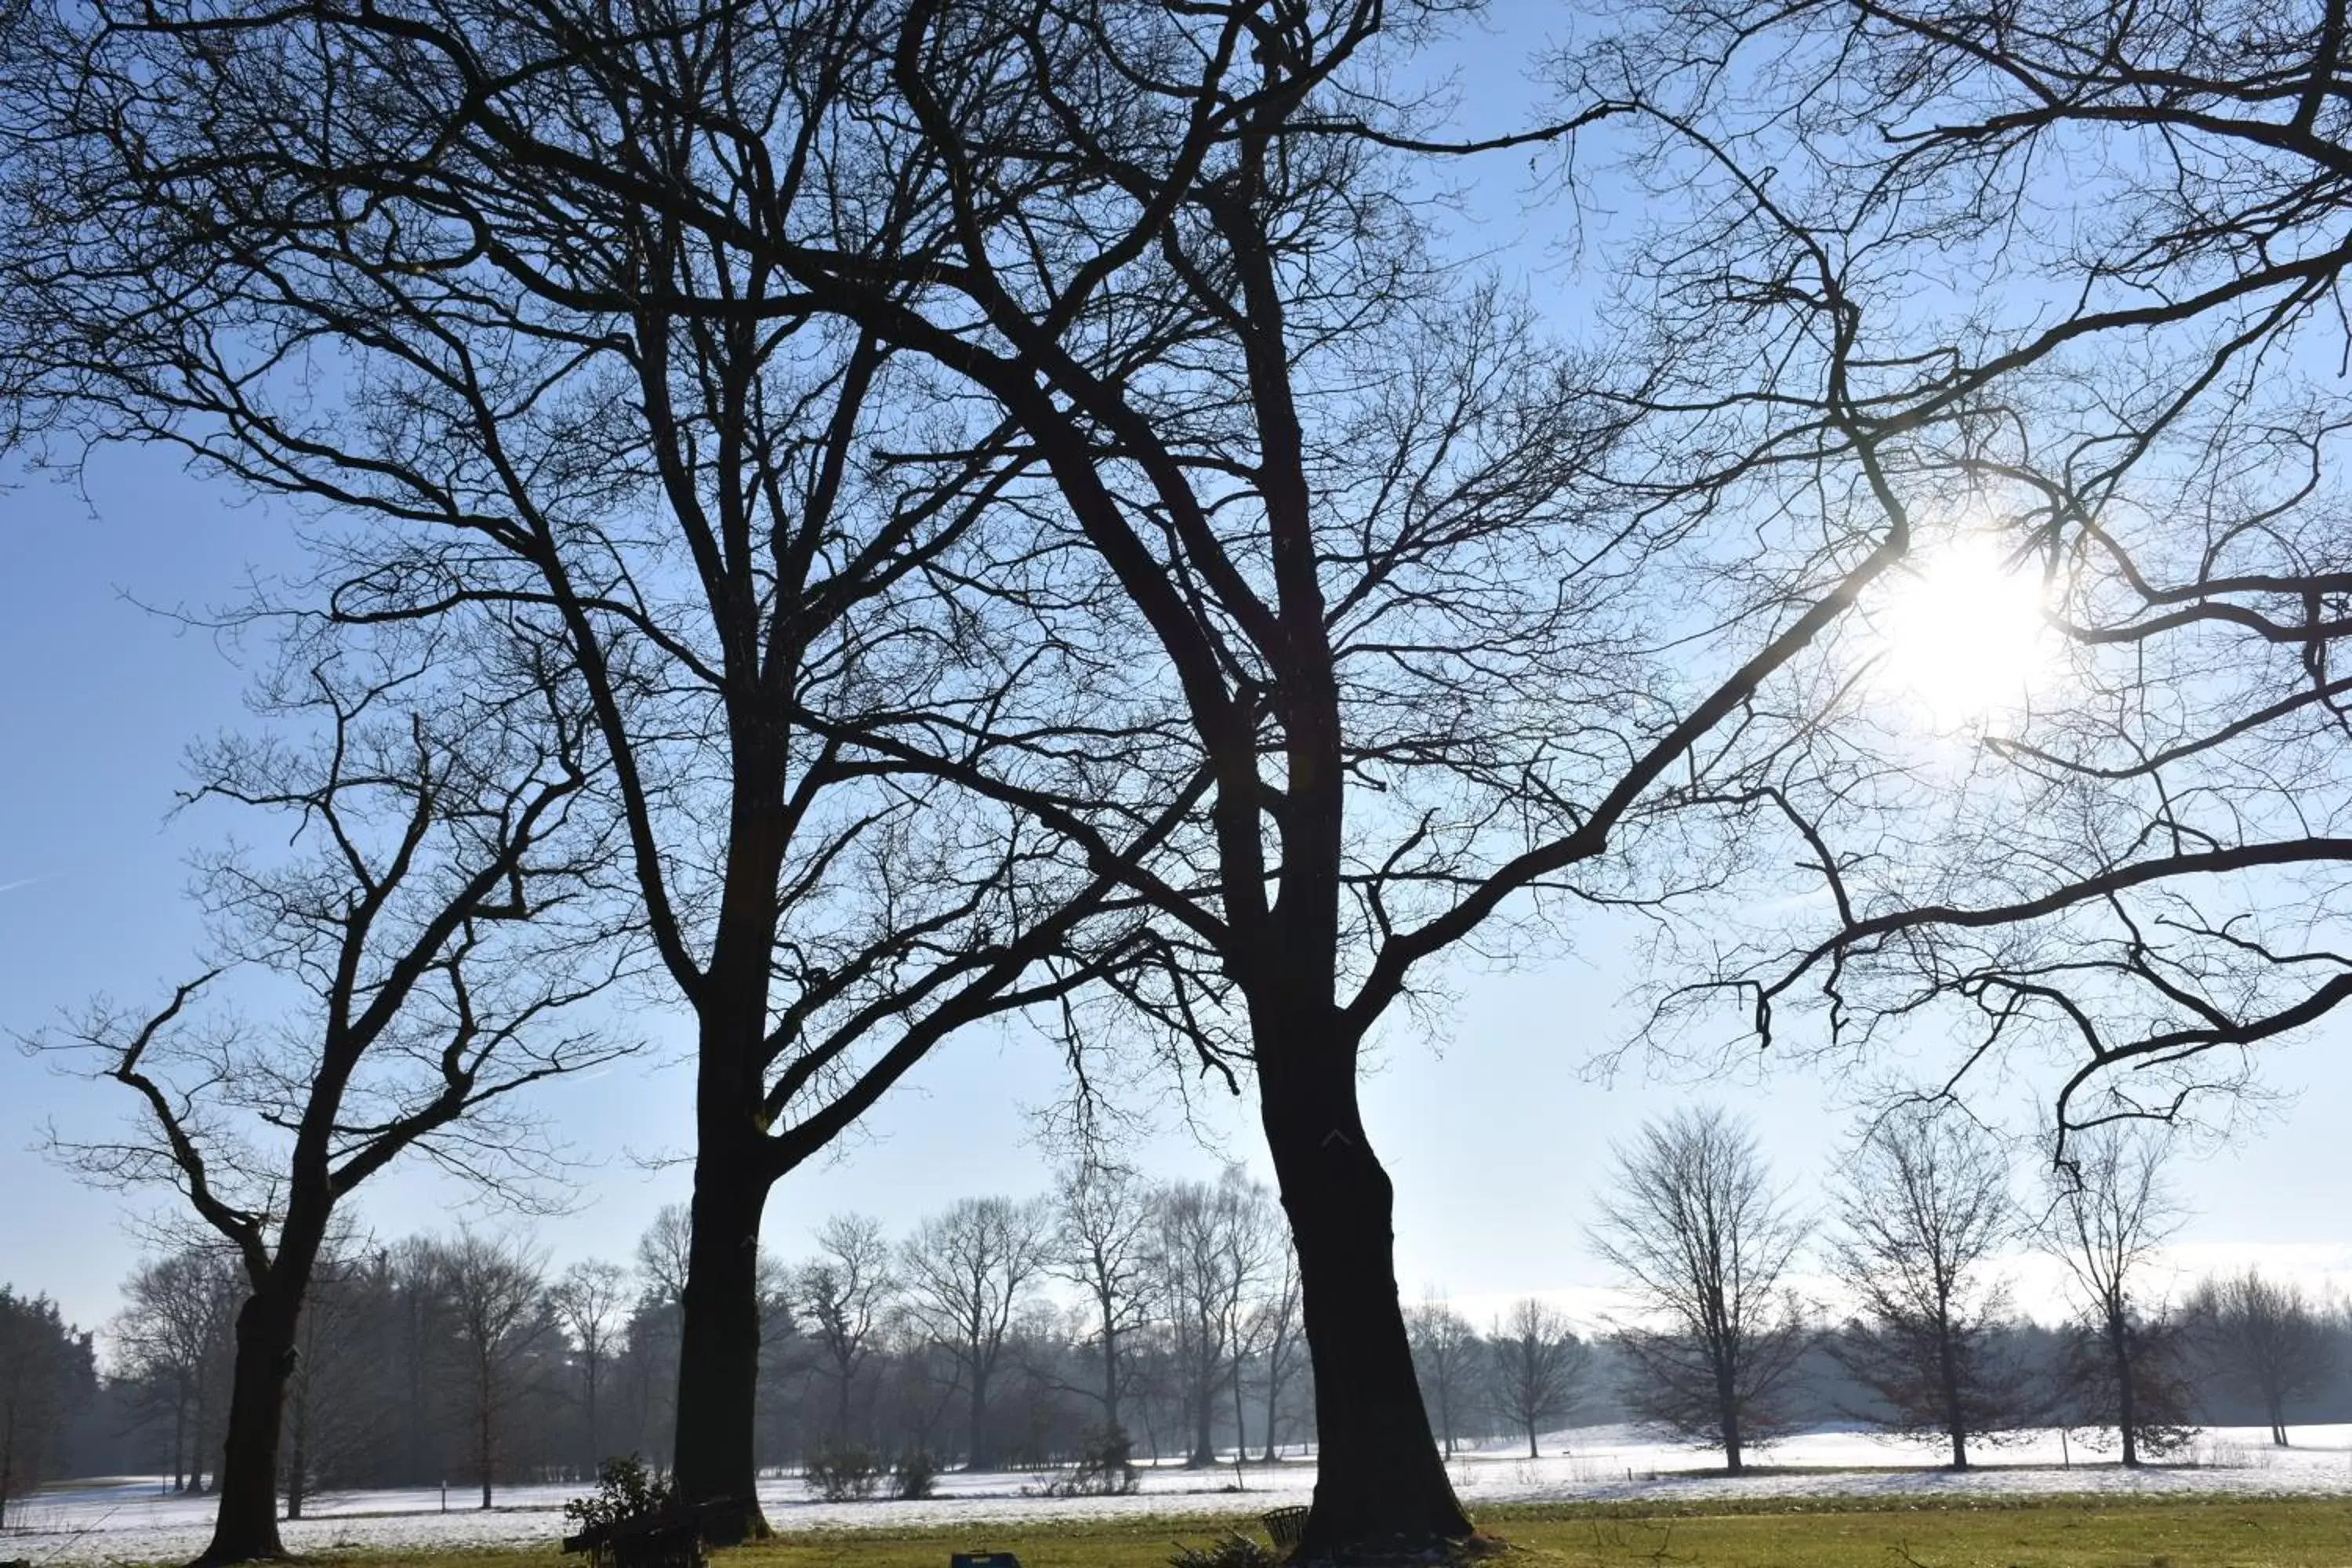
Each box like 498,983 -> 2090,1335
9,1427 -> 2352,1565
12,1495 -> 2352,1568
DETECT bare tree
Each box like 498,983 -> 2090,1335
0,0 -> 1196,1533
550,1261 -> 633,1474
1593,1109 -> 1812,1473
800,1215 -> 896,1443
434,1232 -> 555,1508
1249,1243 -> 1305,1463
1406,1300 -> 1483,1460
2187,1269 -> 2336,1447
35,633 -> 626,1564
0,0 -> 2173,1549
633,1209 -> 695,1316
1047,1162 -> 1157,1435
2038,1126 -> 2194,1467
111,1251 -> 241,1494
898,1197 -> 1051,1469
1150,1171 -> 1278,1468
1485,1301 -> 1591,1460
1827,1109 -> 2026,1468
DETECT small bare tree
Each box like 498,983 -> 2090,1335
2186,1269 -> 2334,1447
549,1261 -> 632,1475
2038,1126 -> 2194,1467
1486,1301 -> 1592,1459
800,1215 -> 896,1443
898,1197 -> 1051,1469
1593,1109 -> 1812,1473
1150,1171 -> 1279,1468
434,1232 -> 554,1508
110,1250 -> 241,1494
1249,1243 -> 1306,1463
1047,1162 -> 1157,1435
1827,1109 -> 2026,1468
38,631 -> 627,1563
1406,1300 -> 1483,1460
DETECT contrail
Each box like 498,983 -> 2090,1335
0,877 -> 38,895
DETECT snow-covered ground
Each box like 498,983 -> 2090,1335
9,1425 -> 2352,1565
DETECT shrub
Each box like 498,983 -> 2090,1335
1042,1424 -> 1140,1497
890,1446 -> 941,1501
563,1454 -> 677,1534
804,1439 -> 883,1502
1168,1532 -> 1277,1568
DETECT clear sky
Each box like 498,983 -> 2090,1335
5,447 -> 2351,1346
4,3 -> 2350,1352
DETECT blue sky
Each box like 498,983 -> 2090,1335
5,5 -> 2352,1348
4,445 -> 2350,1341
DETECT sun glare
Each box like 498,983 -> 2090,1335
1865,532 -> 2054,726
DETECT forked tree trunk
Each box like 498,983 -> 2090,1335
194,1279 -> 305,1566
1259,1016 -> 1473,1558
671,1117 -> 775,1541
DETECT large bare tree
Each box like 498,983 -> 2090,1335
1,0 -> 2249,1549
0,0 -> 1200,1537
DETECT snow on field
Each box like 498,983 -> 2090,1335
10,1425 -> 2352,1565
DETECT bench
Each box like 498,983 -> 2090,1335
561,1497 -> 742,1568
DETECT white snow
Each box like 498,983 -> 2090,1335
10,1425 -> 2352,1565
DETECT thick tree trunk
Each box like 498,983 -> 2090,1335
1260,1024 -> 1473,1558
1190,1378 -> 1215,1468
672,1120 -> 775,1541
193,1282 -> 303,1566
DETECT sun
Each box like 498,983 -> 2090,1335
1864,532 -> 2055,725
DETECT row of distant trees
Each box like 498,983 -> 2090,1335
8,1109 -> 2347,1526
1572,1106 -> 2347,1472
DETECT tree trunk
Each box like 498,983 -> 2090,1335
1260,1025 -> 1473,1558
968,1368 -> 991,1471
1524,1423 -> 1537,1461
1936,1317 -> 1967,1470
1715,1354 -> 1744,1475
2110,1310 -> 2139,1469
193,1281 -> 303,1566
671,1121 -> 775,1541
1100,1310 -> 1120,1432
1262,1360 -> 1284,1464
285,1378 -> 307,1522
1190,1376 -> 1215,1468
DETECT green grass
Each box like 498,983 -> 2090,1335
296,1496 -> 2352,1568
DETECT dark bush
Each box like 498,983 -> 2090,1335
564,1455 -> 677,1534
890,1446 -> 940,1501
803,1439 -> 883,1502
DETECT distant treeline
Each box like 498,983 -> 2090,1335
3,1171 -> 2348,1515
